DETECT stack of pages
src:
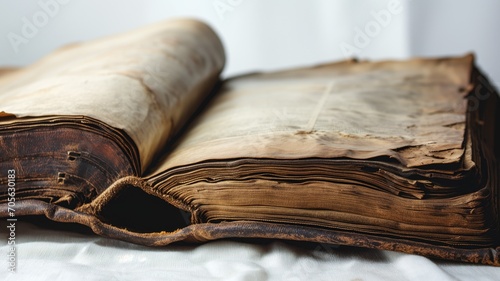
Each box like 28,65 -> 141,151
0,19 -> 498,265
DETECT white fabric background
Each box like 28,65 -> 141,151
1,1 -> 500,280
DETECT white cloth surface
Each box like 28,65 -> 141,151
1,221 -> 499,281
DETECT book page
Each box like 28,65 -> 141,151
138,55 -> 500,251
147,55 -> 473,177
0,19 -> 225,173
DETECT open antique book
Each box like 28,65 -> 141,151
1,19 -> 499,265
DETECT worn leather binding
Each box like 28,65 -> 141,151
0,19 -> 499,265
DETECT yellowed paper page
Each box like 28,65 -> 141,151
0,19 -> 225,172
148,55 -> 472,175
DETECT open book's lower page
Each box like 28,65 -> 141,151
90,55 -> 497,265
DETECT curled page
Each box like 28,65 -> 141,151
0,19 -> 225,172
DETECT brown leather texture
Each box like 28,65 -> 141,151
2,199 -> 498,265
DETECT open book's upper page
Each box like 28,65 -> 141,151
0,19 -> 225,173
148,55 -> 473,176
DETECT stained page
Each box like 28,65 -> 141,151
0,19 -> 225,172
148,55 -> 473,176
